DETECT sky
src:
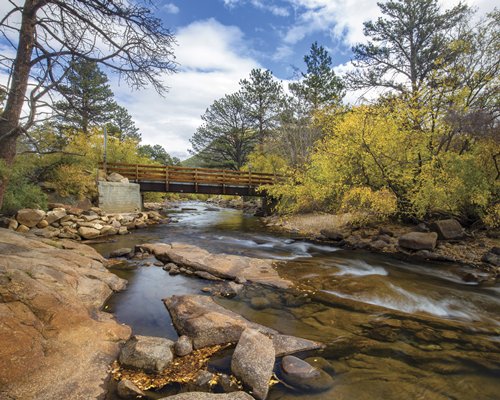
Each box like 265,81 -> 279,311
0,0 -> 497,159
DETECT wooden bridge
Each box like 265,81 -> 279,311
102,162 -> 279,196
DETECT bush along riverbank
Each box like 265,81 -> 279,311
263,214 -> 500,284
0,204 -> 169,241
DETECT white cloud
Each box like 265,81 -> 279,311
223,0 -> 290,16
272,45 -> 294,61
284,0 -> 495,46
163,3 -> 180,14
112,19 -> 260,159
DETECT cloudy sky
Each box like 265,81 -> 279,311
1,0 -> 496,159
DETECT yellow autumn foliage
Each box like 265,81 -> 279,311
266,100 -> 499,224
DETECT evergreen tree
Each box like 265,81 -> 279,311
138,144 -> 180,165
190,93 -> 257,170
349,0 -> 469,94
289,42 -> 345,111
55,59 -> 117,134
107,105 -> 141,142
239,69 -> 284,145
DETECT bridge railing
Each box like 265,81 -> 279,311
101,162 -> 280,187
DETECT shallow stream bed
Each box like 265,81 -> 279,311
93,202 -> 500,400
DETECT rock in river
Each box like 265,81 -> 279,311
280,355 -> 334,392
140,242 -> 292,289
231,328 -> 275,400
164,294 -> 323,355
119,335 -> 174,373
174,335 -> 193,356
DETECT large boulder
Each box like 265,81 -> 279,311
159,393 -> 254,400
78,226 -> 101,239
231,328 -> 275,400
140,242 -> 292,289
16,209 -> 46,228
431,219 -> 464,240
119,335 -> 174,373
164,295 -> 322,356
280,355 -> 334,392
398,232 -> 438,251
0,228 -> 130,399
108,172 -> 129,183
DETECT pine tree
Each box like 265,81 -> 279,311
107,105 -> 141,142
289,42 -> 345,111
239,69 -> 284,145
190,93 -> 257,170
55,59 -> 117,134
349,0 -> 469,94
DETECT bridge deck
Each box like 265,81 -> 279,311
102,162 -> 278,196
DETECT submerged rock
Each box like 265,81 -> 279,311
164,294 -> 323,355
110,248 -> 133,258
231,328 -> 275,400
119,335 -> 174,373
140,242 -> 292,289
280,355 -> 334,392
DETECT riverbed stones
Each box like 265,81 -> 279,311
250,296 -> 271,310
398,232 -> 438,251
320,229 -> 344,241
117,379 -> 146,399
159,392 -> 254,400
110,248 -> 133,258
140,242 -> 292,289
482,250 -> 500,267
16,208 -> 45,227
231,328 -> 275,400
174,335 -> 193,356
163,294 -> 323,355
431,219 -> 464,240
119,335 -> 174,373
46,208 -> 67,224
280,355 -> 334,392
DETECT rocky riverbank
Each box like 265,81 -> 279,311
106,242 -> 331,399
0,204 -> 168,242
0,228 -> 131,399
264,214 -> 500,283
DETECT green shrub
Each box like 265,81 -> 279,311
1,179 -> 47,215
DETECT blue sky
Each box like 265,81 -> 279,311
155,0 -> 354,80
0,0 -> 496,159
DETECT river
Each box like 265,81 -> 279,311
92,202 -> 500,400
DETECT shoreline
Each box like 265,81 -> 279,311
262,213 -> 500,283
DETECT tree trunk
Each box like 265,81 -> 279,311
0,1 -> 38,209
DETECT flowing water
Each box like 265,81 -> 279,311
94,202 -> 500,400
